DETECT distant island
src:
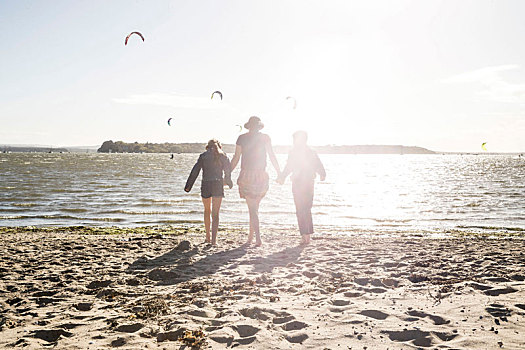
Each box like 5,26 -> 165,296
97,140 -> 435,154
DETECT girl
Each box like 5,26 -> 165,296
185,139 -> 233,245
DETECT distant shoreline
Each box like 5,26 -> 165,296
2,143 -> 523,155
95,140 -> 436,154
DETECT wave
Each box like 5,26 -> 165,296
96,209 -> 201,215
456,225 -> 525,232
0,215 -> 24,220
59,208 -> 90,213
134,219 -> 202,225
86,217 -> 127,223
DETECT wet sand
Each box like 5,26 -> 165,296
0,226 -> 524,349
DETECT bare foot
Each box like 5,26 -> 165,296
300,234 -> 311,245
255,240 -> 262,247
246,232 -> 254,245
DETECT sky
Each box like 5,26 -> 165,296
1,0 -> 525,152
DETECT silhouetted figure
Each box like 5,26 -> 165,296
230,116 -> 281,247
278,131 -> 325,245
185,139 -> 233,245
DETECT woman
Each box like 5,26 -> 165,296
185,139 -> 233,246
277,131 -> 326,245
230,116 -> 281,246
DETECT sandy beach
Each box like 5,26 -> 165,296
0,226 -> 524,349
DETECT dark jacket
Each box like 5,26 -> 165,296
184,150 -> 232,192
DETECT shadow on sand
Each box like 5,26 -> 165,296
251,245 -> 305,273
125,240 -> 306,285
126,241 -> 249,285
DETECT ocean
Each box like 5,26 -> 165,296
1,152 -> 524,234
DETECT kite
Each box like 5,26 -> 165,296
236,124 -> 243,132
125,32 -> 145,45
481,142 -> 487,151
211,91 -> 223,100
286,96 -> 297,109
167,118 -> 172,126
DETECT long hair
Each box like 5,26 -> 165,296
206,139 -> 224,164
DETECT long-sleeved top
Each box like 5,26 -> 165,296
281,146 -> 326,183
184,150 -> 232,192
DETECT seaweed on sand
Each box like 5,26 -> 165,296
178,329 -> 207,349
134,296 -> 169,319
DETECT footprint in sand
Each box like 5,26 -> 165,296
485,304 -> 512,318
208,329 -> 235,347
511,274 -> 525,281
115,323 -> 144,333
354,277 -> 369,286
406,310 -> 449,325
185,308 -> 216,318
359,310 -> 389,320
6,296 -> 25,307
302,270 -> 319,279
156,328 -> 186,342
363,287 -> 387,293
273,315 -> 296,324
469,282 -> 493,291
35,296 -> 65,307
234,335 -> 257,345
86,280 -> 113,289
147,268 -> 179,283
58,323 -> 86,330
284,333 -> 309,344
382,329 -> 458,348
515,304 -> 525,311
484,287 -> 518,296
32,329 -> 73,343
110,336 -> 128,347
32,290 -> 58,297
233,324 -> 260,338
240,306 -> 292,322
281,320 -> 308,331
331,299 -> 351,306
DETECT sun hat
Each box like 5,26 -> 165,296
244,116 -> 264,130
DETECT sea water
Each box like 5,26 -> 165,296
1,153 -> 524,234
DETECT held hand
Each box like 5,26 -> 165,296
225,179 -> 233,189
320,175 -> 326,182
184,187 -> 190,193
276,176 -> 284,185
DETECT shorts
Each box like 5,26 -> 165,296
237,169 -> 269,199
201,180 -> 224,198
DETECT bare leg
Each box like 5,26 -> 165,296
293,180 -> 314,246
245,199 -> 254,245
246,196 -> 262,246
211,197 -> 223,246
202,197 -> 211,243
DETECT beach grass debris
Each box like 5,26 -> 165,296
178,329 -> 207,349
134,296 -> 169,319
0,225 -> 190,236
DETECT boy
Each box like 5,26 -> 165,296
277,131 -> 326,245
